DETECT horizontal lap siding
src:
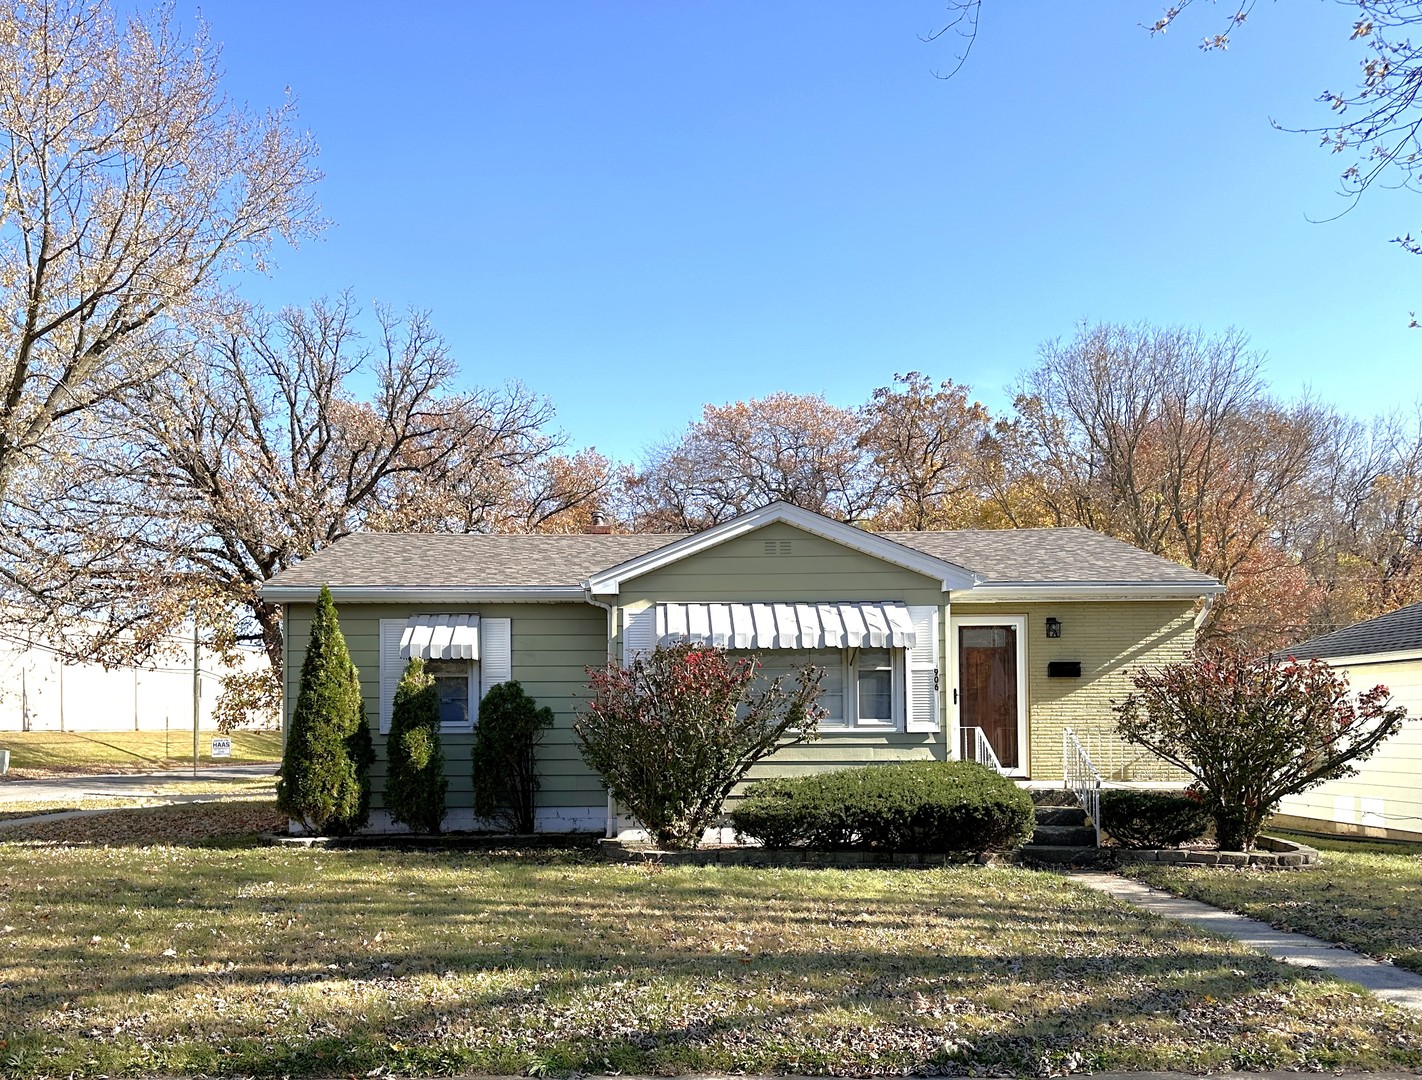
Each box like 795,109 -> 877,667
952,600 -> 1195,782
1276,658 -> 1422,840
621,522 -> 945,606
281,601 -> 608,814
618,521 -> 949,771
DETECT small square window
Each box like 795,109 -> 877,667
426,660 -> 471,729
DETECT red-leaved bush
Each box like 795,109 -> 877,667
1113,646 -> 1407,851
576,642 -> 826,849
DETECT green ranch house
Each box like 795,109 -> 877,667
261,502 -> 1223,833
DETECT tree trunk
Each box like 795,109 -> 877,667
253,599 -> 285,686
1212,806 -> 1264,852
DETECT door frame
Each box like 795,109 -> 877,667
949,613 -> 1029,777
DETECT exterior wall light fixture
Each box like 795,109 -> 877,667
1045,617 -> 1062,639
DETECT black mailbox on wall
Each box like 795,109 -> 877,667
1047,661 -> 1082,678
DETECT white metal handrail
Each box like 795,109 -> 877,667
1063,727 -> 1102,847
961,725 -> 1006,775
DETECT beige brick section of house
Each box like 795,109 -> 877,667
954,599 -> 1197,782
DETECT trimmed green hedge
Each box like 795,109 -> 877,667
1100,788 -> 1211,849
728,761 -> 1034,855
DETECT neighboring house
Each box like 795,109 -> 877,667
1272,601 -> 1422,842
0,624 -> 269,733
260,502 -> 1223,833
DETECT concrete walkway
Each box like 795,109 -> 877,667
1070,871 -> 1422,1014
0,762 -> 276,804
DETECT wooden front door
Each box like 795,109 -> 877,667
959,624 -> 1020,769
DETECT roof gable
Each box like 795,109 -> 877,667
583,503 -> 980,595
259,506 -> 1224,602
1281,601 -> 1422,661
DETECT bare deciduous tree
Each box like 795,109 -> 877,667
0,0 -> 320,497
630,392 -> 879,530
1000,322 -> 1332,645
49,296 -> 603,694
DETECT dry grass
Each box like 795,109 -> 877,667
0,804 -> 1420,1077
0,799 -> 155,823
0,780 -> 276,826
0,730 -> 281,775
144,775 -> 278,796
1125,830 -> 1422,974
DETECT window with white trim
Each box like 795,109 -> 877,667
426,659 -> 478,732
855,648 -> 896,726
737,647 -> 903,730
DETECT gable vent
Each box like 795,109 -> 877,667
763,539 -> 793,556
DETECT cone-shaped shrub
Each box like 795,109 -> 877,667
386,657 -> 448,833
276,586 -> 369,833
333,664 -> 376,835
472,680 -> 553,833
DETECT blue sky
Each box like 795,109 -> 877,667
190,2 -> 1420,463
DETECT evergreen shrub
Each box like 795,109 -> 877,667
386,658 -> 448,834
472,680 -> 553,834
729,761 -> 1034,855
1099,788 -> 1211,849
276,586 -> 371,834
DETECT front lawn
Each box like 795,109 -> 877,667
1125,831 -> 1422,974
0,730 -> 281,775
0,799 -> 154,823
1,807 -> 1420,1077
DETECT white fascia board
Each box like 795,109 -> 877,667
1287,649 -> 1422,668
949,582 -> 1226,603
259,585 -> 587,604
582,501 -> 980,595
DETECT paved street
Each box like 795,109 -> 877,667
0,762 -> 277,803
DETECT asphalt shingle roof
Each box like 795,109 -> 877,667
264,524 -> 1218,591
266,533 -> 685,589
1280,601 -> 1422,660
885,526 -> 1218,586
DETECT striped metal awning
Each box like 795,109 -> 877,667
655,602 -> 916,650
400,614 -> 480,660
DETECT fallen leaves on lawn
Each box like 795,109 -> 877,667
0,798 -> 285,845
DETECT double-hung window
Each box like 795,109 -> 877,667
426,659 -> 477,731
636,601 -> 937,734
854,648 -> 897,726
739,647 -> 902,730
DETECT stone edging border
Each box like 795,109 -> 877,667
1110,834 -> 1320,869
259,832 -> 1319,870
597,839 -> 999,867
597,834 -> 1320,870
263,831 -> 601,850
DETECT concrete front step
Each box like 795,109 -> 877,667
1031,823 -> 1099,847
1034,805 -> 1087,827
1018,844 -> 1114,867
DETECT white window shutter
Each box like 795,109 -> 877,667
480,618 -> 512,700
622,606 -> 657,666
378,619 -> 405,735
905,605 -> 941,733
